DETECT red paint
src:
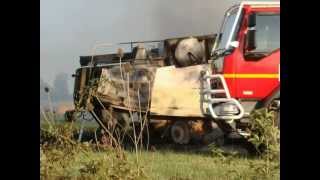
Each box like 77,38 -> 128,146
221,4 -> 280,100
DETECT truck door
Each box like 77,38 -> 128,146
234,12 -> 280,100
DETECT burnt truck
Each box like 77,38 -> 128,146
67,1 -> 280,145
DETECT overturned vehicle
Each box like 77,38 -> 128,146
66,1 -> 280,146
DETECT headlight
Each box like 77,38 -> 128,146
214,102 -> 240,116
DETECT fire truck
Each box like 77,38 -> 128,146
67,1 -> 280,145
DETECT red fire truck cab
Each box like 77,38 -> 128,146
200,1 -> 280,138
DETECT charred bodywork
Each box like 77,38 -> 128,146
69,1 -> 280,146
70,34 -> 220,144
73,35 -> 216,112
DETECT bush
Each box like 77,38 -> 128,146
248,108 -> 280,160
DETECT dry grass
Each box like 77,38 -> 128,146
40,118 -> 279,180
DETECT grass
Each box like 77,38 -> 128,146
41,147 -> 279,180
40,119 -> 279,180
126,150 -> 278,180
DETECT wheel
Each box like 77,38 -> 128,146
170,121 -> 190,144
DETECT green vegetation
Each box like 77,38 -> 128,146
41,147 -> 279,180
40,108 -> 279,180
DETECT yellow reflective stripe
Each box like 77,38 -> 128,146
223,74 -> 278,78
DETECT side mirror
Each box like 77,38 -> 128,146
230,41 -> 239,48
246,13 -> 256,51
247,28 -> 256,51
248,13 -> 256,27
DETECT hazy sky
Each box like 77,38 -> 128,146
40,0 -> 279,93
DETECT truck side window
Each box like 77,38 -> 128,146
244,13 -> 280,60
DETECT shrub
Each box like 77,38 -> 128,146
248,108 -> 280,160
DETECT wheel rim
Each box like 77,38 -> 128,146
171,121 -> 190,144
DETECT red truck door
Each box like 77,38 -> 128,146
227,11 -> 280,100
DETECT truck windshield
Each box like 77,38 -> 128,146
212,6 -> 243,54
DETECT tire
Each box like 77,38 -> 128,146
170,121 -> 191,144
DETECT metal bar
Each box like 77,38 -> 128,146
203,98 -> 232,103
242,1 -> 280,6
200,70 -> 245,121
119,40 -> 162,45
203,73 -> 231,98
225,3 -> 243,50
202,89 -> 226,94
78,117 -> 85,142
